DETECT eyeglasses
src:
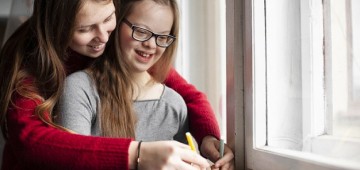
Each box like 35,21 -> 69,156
122,18 -> 176,48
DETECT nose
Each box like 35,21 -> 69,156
94,26 -> 109,43
143,36 -> 157,49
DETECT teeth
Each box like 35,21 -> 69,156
90,44 -> 103,49
139,51 -> 150,58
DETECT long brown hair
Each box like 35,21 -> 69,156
0,0 -> 114,138
88,0 -> 136,137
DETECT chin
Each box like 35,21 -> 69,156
87,52 -> 104,58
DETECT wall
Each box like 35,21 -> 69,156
0,0 -> 12,44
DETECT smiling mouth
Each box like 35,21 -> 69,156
89,44 -> 105,50
136,50 -> 152,58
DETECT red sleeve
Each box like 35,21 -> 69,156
164,67 -> 220,144
3,96 -> 131,170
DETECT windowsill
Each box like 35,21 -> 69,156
305,135 -> 360,163
252,145 -> 360,170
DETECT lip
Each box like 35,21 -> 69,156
88,44 -> 106,52
135,50 -> 154,63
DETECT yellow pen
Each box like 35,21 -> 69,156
186,132 -> 196,152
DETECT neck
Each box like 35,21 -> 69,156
131,71 -> 163,100
131,71 -> 153,87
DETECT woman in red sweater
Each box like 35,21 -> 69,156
0,0 -> 233,169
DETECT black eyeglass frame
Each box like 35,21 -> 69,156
122,18 -> 176,48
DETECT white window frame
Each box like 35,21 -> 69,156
226,0 -> 245,168
229,0 -> 360,169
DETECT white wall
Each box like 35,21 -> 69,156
177,0 -> 227,136
0,0 -> 12,17
0,0 -> 12,165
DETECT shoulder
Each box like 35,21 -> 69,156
65,71 -> 93,89
162,86 -> 187,109
66,71 -> 92,84
63,71 -> 97,97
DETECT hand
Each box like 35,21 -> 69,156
139,141 -> 210,170
200,136 -> 235,170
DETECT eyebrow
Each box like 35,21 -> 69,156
132,23 -> 172,35
77,11 -> 115,28
136,25 -> 171,35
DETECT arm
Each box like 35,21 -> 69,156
4,95 -> 210,170
3,78 -> 210,169
56,71 -> 97,135
4,95 -> 131,169
5,95 -> 212,170
164,67 -> 220,144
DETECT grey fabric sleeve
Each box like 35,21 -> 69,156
164,87 -> 189,144
56,71 -> 99,136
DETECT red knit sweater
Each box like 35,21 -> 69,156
2,54 -> 220,169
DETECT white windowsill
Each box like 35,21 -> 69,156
252,145 -> 360,170
305,135 -> 360,163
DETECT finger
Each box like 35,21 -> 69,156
181,150 -> 210,168
219,162 -> 231,170
214,151 -> 234,168
169,157 -> 200,170
211,164 -> 220,170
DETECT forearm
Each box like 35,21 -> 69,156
5,97 -> 132,169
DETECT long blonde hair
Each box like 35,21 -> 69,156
86,0 -> 180,138
87,32 -> 136,138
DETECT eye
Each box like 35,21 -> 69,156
136,28 -> 149,34
134,27 -> 151,37
104,13 -> 114,23
157,36 -> 168,43
78,28 -> 90,33
77,26 -> 93,33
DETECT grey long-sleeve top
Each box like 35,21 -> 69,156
56,71 -> 189,143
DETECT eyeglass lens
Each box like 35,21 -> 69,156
132,27 -> 175,47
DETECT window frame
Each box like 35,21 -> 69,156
238,0 -> 360,169
226,0 -> 245,169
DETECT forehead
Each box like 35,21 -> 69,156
127,1 -> 174,31
76,0 -> 114,25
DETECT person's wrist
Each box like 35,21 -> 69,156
128,141 -> 139,169
201,135 -> 217,148
136,141 -> 143,170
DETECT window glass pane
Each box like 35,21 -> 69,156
331,0 -> 360,138
265,0 -> 303,150
263,0 -> 360,166
250,0 -> 360,168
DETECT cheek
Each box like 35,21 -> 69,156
119,28 -> 136,51
71,34 -> 93,47
156,48 -> 166,57
107,20 -> 117,33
